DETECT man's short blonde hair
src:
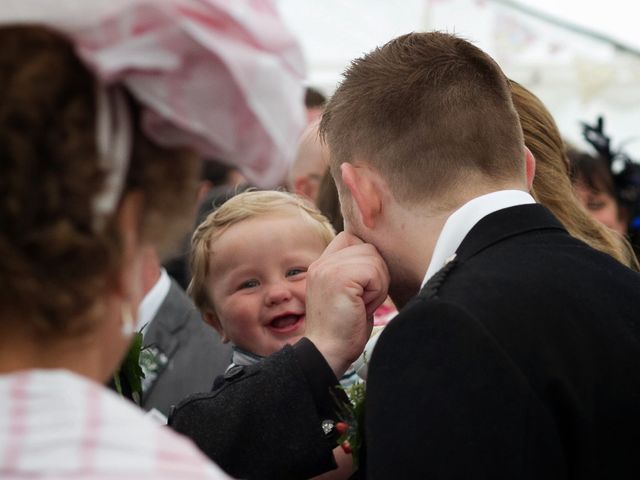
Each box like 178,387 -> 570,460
188,190 -> 335,323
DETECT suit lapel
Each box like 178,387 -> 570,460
141,281 -> 191,397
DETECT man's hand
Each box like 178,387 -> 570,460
304,232 -> 390,377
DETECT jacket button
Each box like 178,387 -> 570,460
224,365 -> 245,381
321,419 -> 335,436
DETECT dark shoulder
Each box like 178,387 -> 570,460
169,344 -> 340,479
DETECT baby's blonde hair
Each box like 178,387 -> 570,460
188,190 -> 335,325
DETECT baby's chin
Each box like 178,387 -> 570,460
277,333 -> 304,351
249,330 -> 307,358
270,329 -> 306,352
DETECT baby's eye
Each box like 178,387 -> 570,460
286,267 -> 307,277
239,279 -> 259,290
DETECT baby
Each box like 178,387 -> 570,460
188,190 -> 335,368
187,190 -> 354,479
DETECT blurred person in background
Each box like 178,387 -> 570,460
126,246 -> 232,419
288,119 -> 329,203
0,0 -> 305,477
568,148 -> 631,236
0,25 -> 228,478
305,86 -> 327,124
572,117 -> 640,260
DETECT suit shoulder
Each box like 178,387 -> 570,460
389,296 -> 477,330
374,297 -> 512,372
170,366 -> 260,418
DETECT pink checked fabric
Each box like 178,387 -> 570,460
1,0 -> 306,188
0,370 -> 232,479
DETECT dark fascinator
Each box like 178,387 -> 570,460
581,116 -> 640,230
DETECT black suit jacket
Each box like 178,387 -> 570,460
142,280 -> 231,417
171,204 -> 640,479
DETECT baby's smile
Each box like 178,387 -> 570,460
266,313 -> 305,334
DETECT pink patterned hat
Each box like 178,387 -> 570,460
2,0 -> 306,216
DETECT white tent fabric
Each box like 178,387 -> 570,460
276,0 -> 640,159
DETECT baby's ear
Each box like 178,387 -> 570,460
203,310 -> 228,343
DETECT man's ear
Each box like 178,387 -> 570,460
203,310 -> 228,343
524,146 -> 536,191
340,163 -> 383,229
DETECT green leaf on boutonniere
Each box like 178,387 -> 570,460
113,331 -> 145,405
333,381 -> 367,468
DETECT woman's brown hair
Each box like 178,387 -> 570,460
510,80 -> 638,269
0,26 -> 200,337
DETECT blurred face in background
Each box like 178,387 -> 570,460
573,178 -> 628,235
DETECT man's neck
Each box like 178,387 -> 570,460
385,183 -> 531,308
140,247 -> 162,295
383,205 -> 450,309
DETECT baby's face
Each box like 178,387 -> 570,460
206,214 -> 327,357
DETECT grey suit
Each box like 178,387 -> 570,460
141,280 -> 231,417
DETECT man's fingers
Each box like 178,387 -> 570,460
362,258 -> 390,317
304,236 -> 390,377
321,231 -> 364,257
313,241 -> 389,291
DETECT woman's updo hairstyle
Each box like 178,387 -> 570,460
0,26 -> 199,337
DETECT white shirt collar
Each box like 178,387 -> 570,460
137,268 -> 172,336
421,190 -> 535,289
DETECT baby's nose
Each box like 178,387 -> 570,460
264,282 -> 293,306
